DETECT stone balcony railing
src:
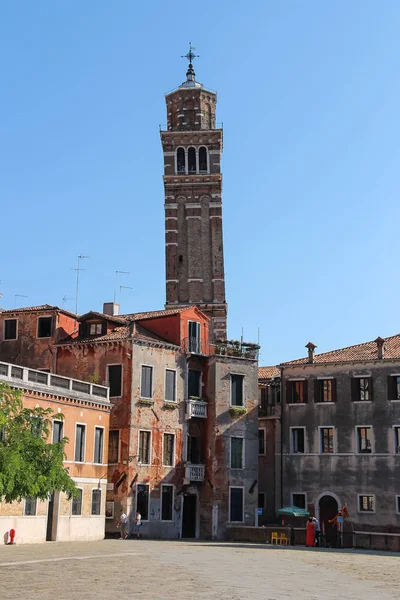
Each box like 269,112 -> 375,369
187,399 -> 207,418
185,464 -> 205,482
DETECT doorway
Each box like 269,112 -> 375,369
46,493 -> 55,541
319,494 -> 338,547
182,494 -> 197,538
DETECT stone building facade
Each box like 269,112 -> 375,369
160,52 -> 227,341
0,361 -> 110,544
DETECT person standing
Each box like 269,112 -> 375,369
135,511 -> 142,539
313,517 -> 321,547
118,510 -> 128,539
306,516 -> 315,547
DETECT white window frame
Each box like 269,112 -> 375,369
230,435 -> 245,469
188,320 -> 201,353
258,428 -> 266,456
4,318 -> 18,341
162,432 -> 176,467
164,368 -> 177,402
74,422 -> 87,463
396,495 -> 400,515
138,429 -> 152,465
290,426 -> 306,454
24,497 -> 37,516
160,483 -> 174,522
71,488 -> 83,517
52,419 -> 64,444
93,425 -> 105,465
357,493 -> 376,514
107,363 -> 123,398
135,482 -> 150,522
229,485 -> 245,523
393,425 -> 400,455
89,323 -> 102,336
352,375 -> 372,403
230,373 -> 245,408
291,492 -> 307,510
36,315 -> 53,339
108,429 -> 120,465
318,425 -> 336,454
91,488 -> 102,517
356,425 -> 373,454
140,364 -> 154,399
389,374 -> 400,402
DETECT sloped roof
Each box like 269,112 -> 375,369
1,304 -> 77,318
123,307 -> 198,321
57,322 -> 176,347
78,311 -> 127,324
258,366 -> 280,380
280,334 -> 400,366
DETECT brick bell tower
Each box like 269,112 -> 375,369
161,46 -> 227,341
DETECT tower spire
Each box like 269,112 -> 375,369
181,43 -> 199,83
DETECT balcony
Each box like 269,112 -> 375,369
214,340 -> 260,361
187,399 -> 207,418
185,464 -> 205,482
181,337 -> 206,356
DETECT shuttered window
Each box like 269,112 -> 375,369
139,430 -> 151,464
387,376 -> 400,401
188,370 -> 201,398
24,498 -> 37,516
357,427 -> 372,453
188,321 -> 201,353
72,489 -> 83,516
108,365 -> 122,397
141,366 -> 153,399
288,380 -> 307,404
229,487 -> 244,522
165,370 -> 176,402
351,377 -> 372,402
52,420 -> 64,444
108,430 -> 119,464
94,427 -> 104,464
231,374 -> 244,406
75,424 -> 86,462
91,490 -> 101,515
230,437 -> 244,469
163,433 -> 175,466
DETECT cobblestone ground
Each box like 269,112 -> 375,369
1,539 -> 400,599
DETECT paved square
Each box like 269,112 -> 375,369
0,539 -> 399,599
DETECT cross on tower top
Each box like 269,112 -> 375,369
181,43 -> 199,82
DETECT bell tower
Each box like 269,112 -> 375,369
160,46 -> 227,341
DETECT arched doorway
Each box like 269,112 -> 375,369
319,494 -> 339,547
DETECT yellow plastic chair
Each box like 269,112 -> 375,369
271,531 -> 280,545
280,533 -> 290,545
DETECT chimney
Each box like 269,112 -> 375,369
103,302 -> 120,317
305,342 -> 317,364
374,336 -> 384,360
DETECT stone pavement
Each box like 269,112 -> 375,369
0,539 -> 399,600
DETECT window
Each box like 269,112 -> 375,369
291,428 -> 305,454
165,369 -> 176,402
161,484 -> 173,521
141,365 -> 153,399
288,380 -> 307,404
229,487 -> 244,522
4,319 -> 17,340
52,420 -> 64,444
91,489 -> 101,515
188,146 -> 196,172
94,427 -> 104,464
258,429 -> 266,455
72,489 -> 83,516
199,146 -> 207,172
24,497 -> 37,516
31,416 -> 43,438
107,364 -> 122,397
230,437 -> 244,469
258,493 -> 265,509
397,496 -> 400,514
138,430 -> 151,464
188,369 -> 201,399
136,483 -> 149,520
89,323 -> 102,336
177,147 -> 185,172
163,433 -> 175,466
37,316 -> 52,338
352,377 -> 372,401
188,321 -> 201,353
108,430 -> 119,464
292,493 -> 306,509
75,424 -> 86,462
320,427 -> 334,454
394,427 -> 400,454
316,379 -> 336,402
231,374 -> 244,407
387,376 -> 400,400
187,434 -> 200,463
357,426 -> 372,454
359,495 -> 375,512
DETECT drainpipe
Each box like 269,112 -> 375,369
280,367 -> 284,509
182,355 -> 190,467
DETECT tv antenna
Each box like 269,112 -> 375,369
15,294 -> 28,307
114,271 -> 130,303
71,255 -> 89,314
119,285 -> 133,308
62,295 -> 74,308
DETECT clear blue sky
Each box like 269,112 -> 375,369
2,1 -> 400,365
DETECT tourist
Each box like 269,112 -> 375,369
306,516 -> 315,547
313,517 -> 321,547
118,510 -> 128,539
135,511 -> 142,539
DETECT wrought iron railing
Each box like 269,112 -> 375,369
187,399 -> 207,418
214,340 -> 260,360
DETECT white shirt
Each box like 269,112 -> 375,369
136,513 -> 141,524
120,513 -> 127,524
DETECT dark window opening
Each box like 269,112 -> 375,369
230,487 -> 244,522
52,420 -> 64,444
231,437 -> 244,468
292,493 -> 306,509
91,489 -> 101,515
289,380 -> 307,404
188,321 -> 201,353
108,430 -> 120,463
188,370 -> 201,399
316,379 -> 336,402
108,364 -> 122,397
320,427 -> 334,453
163,433 -> 174,466
177,147 -> 185,172
161,485 -> 173,521
179,254 -> 183,263
24,497 -> 37,516
231,374 -> 244,406
258,493 -> 265,509
94,427 -> 104,464
357,427 -> 372,453
187,434 -> 200,463
352,377 -> 372,402
387,375 -> 400,400
139,430 -> 151,464
4,319 -> 17,340
37,316 -> 52,338
359,495 -> 374,512
75,424 -> 86,462
395,427 -> 400,454
199,146 -> 207,172
137,484 -> 149,520
188,147 -> 196,172
258,429 -> 265,455
291,428 -> 305,454
72,489 -> 82,516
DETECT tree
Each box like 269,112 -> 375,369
0,383 -> 77,503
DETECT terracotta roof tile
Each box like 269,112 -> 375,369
57,323 -> 176,347
258,366 -> 280,379
122,307 -> 190,321
281,334 -> 400,366
79,311 -> 127,324
1,304 -> 77,318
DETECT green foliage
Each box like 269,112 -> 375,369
229,406 -> 247,418
0,383 -> 77,503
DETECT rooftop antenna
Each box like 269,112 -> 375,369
62,295 -> 74,309
71,255 -> 89,315
258,327 -> 260,346
119,285 -> 133,310
15,294 -> 28,307
114,271 -> 130,303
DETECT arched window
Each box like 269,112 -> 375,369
177,147 -> 185,173
188,147 -> 196,173
199,147 -> 207,172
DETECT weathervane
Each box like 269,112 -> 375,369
181,43 -> 199,81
